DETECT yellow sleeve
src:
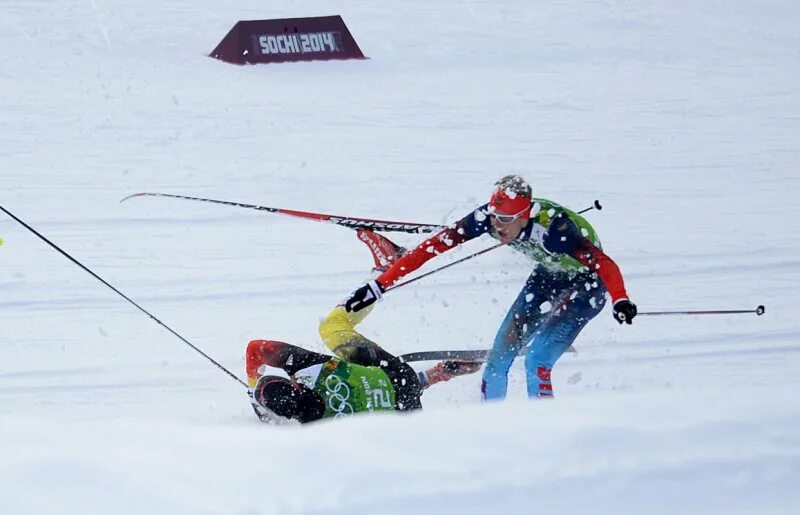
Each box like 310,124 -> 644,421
318,304 -> 374,357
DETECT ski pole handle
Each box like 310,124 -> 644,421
577,200 -> 602,215
638,305 -> 765,317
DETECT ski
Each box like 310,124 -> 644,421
400,349 -> 491,362
120,192 -> 442,234
399,345 -> 575,362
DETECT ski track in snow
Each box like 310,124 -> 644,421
2,1 -> 800,514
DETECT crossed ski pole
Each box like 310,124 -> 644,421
0,198 -> 607,387
3,199 -> 767,378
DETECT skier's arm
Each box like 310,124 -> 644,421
573,242 -> 637,324
377,208 -> 490,288
542,213 -> 630,303
319,304 -> 395,363
375,226 -> 465,287
340,208 -> 491,315
572,242 -> 629,303
246,340 -> 329,386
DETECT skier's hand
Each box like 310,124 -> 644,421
613,299 -> 637,324
421,360 -> 483,388
343,280 -> 384,313
247,387 -> 271,422
442,360 -> 482,376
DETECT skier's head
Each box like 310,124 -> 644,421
253,375 -> 325,424
488,175 -> 532,243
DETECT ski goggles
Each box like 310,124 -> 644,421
490,207 -> 530,224
488,188 -> 531,223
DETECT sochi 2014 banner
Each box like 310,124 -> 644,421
210,15 -> 365,65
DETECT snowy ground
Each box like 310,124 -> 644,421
2,1 -> 799,514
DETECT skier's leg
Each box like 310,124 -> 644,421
356,229 -> 406,273
319,304 -> 395,365
481,271 -> 552,400
524,280 -> 607,398
246,340 -> 329,386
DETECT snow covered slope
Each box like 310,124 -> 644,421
1,1 -> 799,513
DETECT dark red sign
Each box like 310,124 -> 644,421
210,15 -> 366,65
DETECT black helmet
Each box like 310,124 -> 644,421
253,376 -> 325,423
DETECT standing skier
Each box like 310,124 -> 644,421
333,175 -> 637,400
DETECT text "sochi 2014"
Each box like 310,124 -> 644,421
258,33 -> 341,55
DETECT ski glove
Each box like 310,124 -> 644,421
613,299 -> 637,324
247,387 -> 272,422
442,360 -> 482,376
420,360 -> 482,388
343,280 -> 384,313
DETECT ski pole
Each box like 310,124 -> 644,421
577,200 -> 602,214
0,205 -> 248,389
638,305 -> 765,317
121,192 -> 441,234
386,244 -> 504,292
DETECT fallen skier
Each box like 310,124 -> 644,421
246,339 -> 480,423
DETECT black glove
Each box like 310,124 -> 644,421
613,299 -> 637,325
343,280 -> 385,313
247,386 -> 272,422
442,360 -> 482,376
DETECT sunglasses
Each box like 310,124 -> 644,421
491,208 -> 529,224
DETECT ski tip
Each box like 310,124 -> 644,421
756,305 -> 766,316
119,192 -> 148,203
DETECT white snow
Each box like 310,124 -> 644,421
2,1 -> 800,514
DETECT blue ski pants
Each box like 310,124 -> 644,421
481,268 -> 607,399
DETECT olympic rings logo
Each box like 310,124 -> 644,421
325,374 -> 354,417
